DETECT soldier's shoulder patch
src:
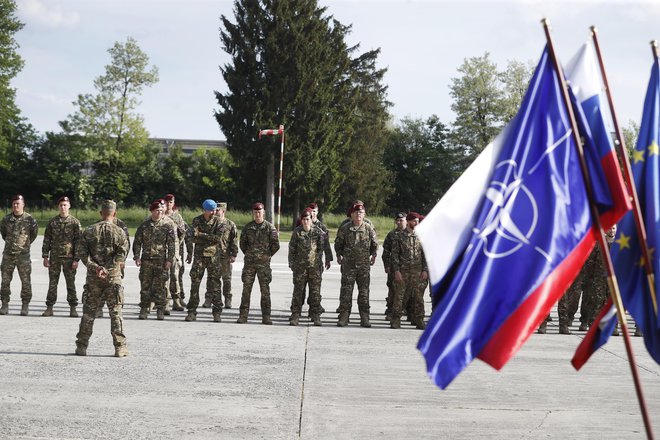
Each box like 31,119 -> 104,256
271,230 -> 279,239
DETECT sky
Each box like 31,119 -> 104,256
12,0 -> 660,141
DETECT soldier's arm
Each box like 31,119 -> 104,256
288,232 -> 296,269
0,217 -> 6,241
269,226 -> 280,256
369,226 -> 378,257
41,220 -> 52,259
229,223 -> 239,257
166,224 -> 176,264
334,227 -> 344,258
321,225 -> 333,262
78,231 -> 97,272
391,235 -> 402,273
239,225 -> 248,254
115,231 -> 129,268
72,220 -> 82,262
29,217 -> 38,244
382,233 -> 392,267
132,225 -> 143,260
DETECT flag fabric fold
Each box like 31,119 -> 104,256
572,298 -> 618,370
607,57 -> 660,365
417,46 -> 602,389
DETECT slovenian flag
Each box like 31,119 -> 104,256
417,46 -> 629,389
572,298 -> 618,370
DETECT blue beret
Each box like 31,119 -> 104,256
202,199 -> 217,211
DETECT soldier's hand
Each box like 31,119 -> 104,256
134,258 -> 141,267
120,261 -> 125,270
164,261 -> 172,270
186,256 -> 192,264
72,261 -> 79,270
229,256 -> 236,264
325,261 -> 331,270
96,266 -> 108,279
394,271 -> 403,282
384,266 -> 389,274
42,258 -> 50,268
337,255 -> 342,265
420,271 -> 428,281
370,255 -> 376,266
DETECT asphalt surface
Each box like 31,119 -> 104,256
0,236 -> 658,439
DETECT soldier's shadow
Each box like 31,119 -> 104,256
0,350 -> 115,358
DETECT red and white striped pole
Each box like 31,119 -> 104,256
258,125 -> 285,232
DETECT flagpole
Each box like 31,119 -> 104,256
277,125 -> 284,233
590,26 -> 658,314
542,19 -> 654,440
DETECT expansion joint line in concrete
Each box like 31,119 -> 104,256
298,326 -> 310,438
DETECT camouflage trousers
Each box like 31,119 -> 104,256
290,266 -> 323,317
558,251 -> 608,326
178,256 -> 186,300
338,262 -> 370,314
46,257 -> 78,307
168,256 -> 182,302
188,255 -> 222,314
385,270 -> 394,314
1,252 -> 32,304
76,279 -> 126,350
205,257 -> 233,302
139,259 -> 170,310
239,259 -> 272,316
392,267 -> 427,323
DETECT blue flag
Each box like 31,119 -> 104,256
417,47 -> 600,389
609,58 -> 660,364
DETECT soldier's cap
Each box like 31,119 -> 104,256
149,200 -> 162,211
395,212 -> 406,220
57,196 -> 70,204
349,203 -> 365,215
202,199 -> 217,211
101,200 -> 117,211
11,194 -> 24,202
301,208 -> 313,218
164,193 -> 175,202
252,202 -> 264,210
406,211 -> 420,221
419,215 -> 425,222
308,202 -> 318,210
217,202 -> 227,210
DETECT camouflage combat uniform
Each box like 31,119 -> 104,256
218,217 -> 238,304
238,220 -> 280,320
334,220 -> 378,320
133,216 -> 177,313
75,219 -> 129,355
165,209 -> 186,304
382,227 -> 402,318
0,211 -> 38,307
288,224 -> 326,322
390,228 -> 428,328
42,213 -> 82,307
187,214 -> 224,317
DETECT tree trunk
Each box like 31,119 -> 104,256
293,192 -> 301,229
266,152 -> 275,224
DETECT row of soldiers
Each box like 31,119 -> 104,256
0,195 -> 430,356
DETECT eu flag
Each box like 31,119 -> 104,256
609,58 -> 660,364
417,47 -> 599,389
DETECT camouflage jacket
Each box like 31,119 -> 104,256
240,220 -> 279,262
1,212 -> 38,256
288,225 -> 326,270
390,228 -> 427,273
191,214 -> 223,257
215,217 -> 239,258
79,220 -> 129,282
381,228 -> 403,269
133,217 -> 177,263
312,219 -> 333,262
334,220 -> 378,264
42,214 -> 82,260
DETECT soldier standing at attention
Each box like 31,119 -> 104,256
164,194 -> 187,311
185,199 -> 224,322
390,212 -> 428,330
0,195 -> 38,316
334,202 -> 378,328
382,212 -> 407,321
133,200 -> 176,320
74,200 -> 129,357
203,202 -> 238,309
237,202 -> 280,325
288,208 -> 327,326
42,196 -> 82,318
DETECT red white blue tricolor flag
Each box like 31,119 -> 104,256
416,45 -> 630,389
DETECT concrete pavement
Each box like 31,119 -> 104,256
0,237 -> 658,439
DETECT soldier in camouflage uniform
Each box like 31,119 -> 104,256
0,195 -> 38,316
390,212 -> 428,329
237,202 -> 280,325
288,208 -> 327,326
203,202 -> 238,309
42,196 -> 82,318
164,194 -> 186,311
74,200 -> 129,357
382,213 -> 406,321
133,200 -> 177,320
334,202 -> 378,328
185,199 -> 224,322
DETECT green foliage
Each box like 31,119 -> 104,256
215,0 -> 390,213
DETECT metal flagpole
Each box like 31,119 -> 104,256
258,125 -> 285,233
542,18 -> 654,440
590,26 -> 658,314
